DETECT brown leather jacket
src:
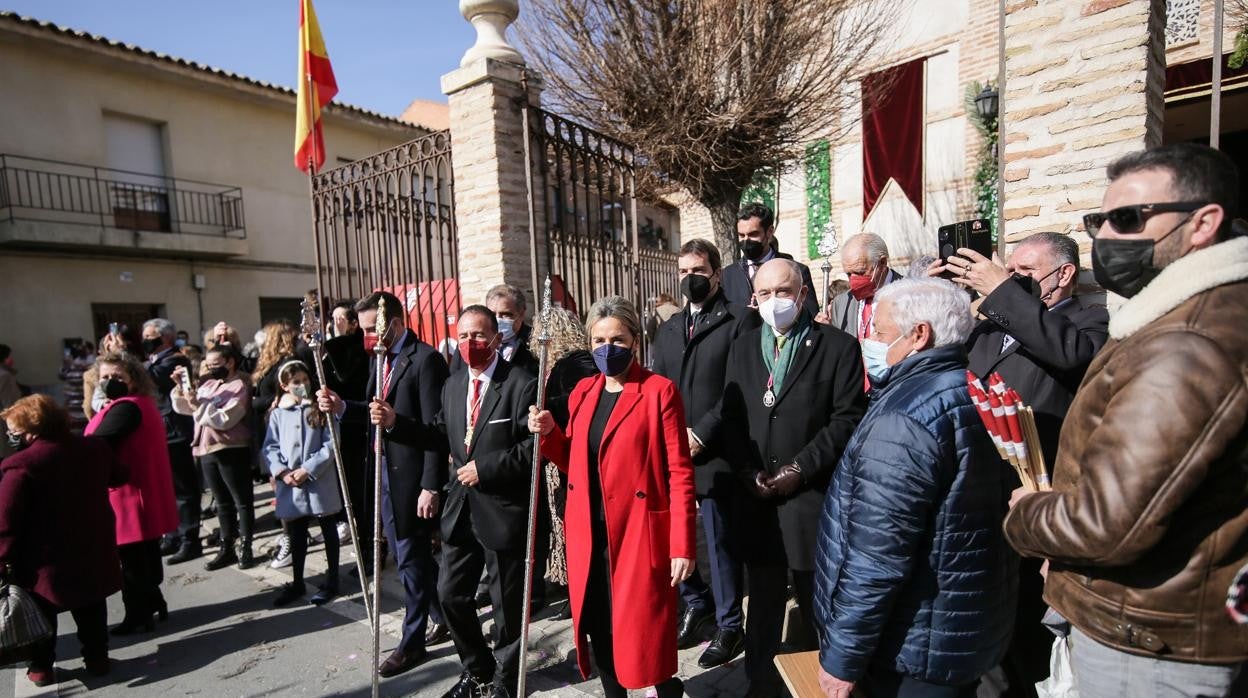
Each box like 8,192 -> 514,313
1005,236 -> 1248,664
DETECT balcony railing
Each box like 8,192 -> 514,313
0,154 -> 245,238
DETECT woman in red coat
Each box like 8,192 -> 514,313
529,295 -> 696,697
85,352 -> 179,635
0,395 -> 127,686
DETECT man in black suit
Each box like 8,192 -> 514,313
720,202 -> 820,317
449,284 -> 540,376
939,231 -> 1108,698
141,318 -> 201,563
720,259 -> 867,698
396,304 -> 537,698
818,232 -> 903,338
317,291 -> 450,678
650,238 -> 749,669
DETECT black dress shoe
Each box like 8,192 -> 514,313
675,606 -> 714,650
377,647 -> 427,678
273,582 -> 306,607
310,585 -> 338,606
697,627 -> 745,668
425,622 -> 451,645
439,671 -> 488,698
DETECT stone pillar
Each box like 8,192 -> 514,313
1001,0 -> 1165,259
443,0 -> 545,306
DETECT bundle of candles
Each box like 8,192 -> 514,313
967,371 -> 1051,492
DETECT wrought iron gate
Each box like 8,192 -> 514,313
525,108 -> 679,349
310,130 -> 459,354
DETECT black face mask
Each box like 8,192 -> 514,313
102,378 -> 130,401
739,239 -> 766,261
1011,265 -> 1063,301
6,432 -> 25,451
1091,237 -> 1161,299
1091,215 -> 1191,298
680,273 -> 712,304
207,366 -> 229,381
141,338 -> 162,355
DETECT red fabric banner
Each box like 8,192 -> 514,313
862,58 -> 925,217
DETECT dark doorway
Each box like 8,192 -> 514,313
91,303 -> 165,355
258,297 -> 304,328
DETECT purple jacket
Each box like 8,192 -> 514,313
0,437 -> 127,610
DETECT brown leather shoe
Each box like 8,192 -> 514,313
377,648 -> 427,678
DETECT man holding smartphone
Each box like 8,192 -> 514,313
141,318 -> 202,563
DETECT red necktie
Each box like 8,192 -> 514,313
469,378 -> 483,430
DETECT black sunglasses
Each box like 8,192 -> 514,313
1082,201 -> 1206,237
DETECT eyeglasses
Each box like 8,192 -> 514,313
1082,201 -> 1206,237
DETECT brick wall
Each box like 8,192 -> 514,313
1001,0 -> 1166,268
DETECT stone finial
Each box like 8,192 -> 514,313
459,0 -> 525,67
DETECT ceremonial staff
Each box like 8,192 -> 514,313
816,223 -> 840,313
517,276 -> 553,698
369,300 -> 388,698
299,298 -> 373,627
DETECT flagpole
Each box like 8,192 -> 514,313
301,64 -> 382,698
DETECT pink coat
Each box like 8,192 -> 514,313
86,396 -> 179,545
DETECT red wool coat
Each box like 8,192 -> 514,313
86,396 -> 179,545
540,364 -> 696,689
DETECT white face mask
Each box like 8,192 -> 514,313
758,296 -> 799,332
496,317 -> 516,342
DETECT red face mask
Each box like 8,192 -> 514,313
459,338 -> 494,370
849,272 -> 876,301
363,333 -> 380,354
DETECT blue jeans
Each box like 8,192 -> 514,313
1071,627 -> 1244,698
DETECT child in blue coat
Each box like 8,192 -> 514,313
263,360 -> 342,607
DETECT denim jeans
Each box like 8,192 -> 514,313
1071,627 -> 1244,698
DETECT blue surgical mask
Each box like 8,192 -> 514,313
496,318 -> 516,342
592,344 -> 633,377
860,334 -> 908,380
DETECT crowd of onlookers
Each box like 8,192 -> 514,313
1,142 -> 1247,698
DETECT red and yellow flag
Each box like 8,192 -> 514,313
295,0 -> 338,173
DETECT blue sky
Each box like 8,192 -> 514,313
2,1 -> 477,116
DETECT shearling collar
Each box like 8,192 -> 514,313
1110,236 -> 1248,340
277,393 -> 308,410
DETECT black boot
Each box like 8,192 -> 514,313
204,539 -> 238,571
237,539 -> 255,570
168,538 -> 202,564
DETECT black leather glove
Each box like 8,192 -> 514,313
767,463 -> 804,497
746,470 -> 776,499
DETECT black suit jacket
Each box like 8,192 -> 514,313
448,324 -> 540,376
720,251 -> 821,316
650,290 -> 749,497
343,332 -> 449,539
146,348 -> 193,444
968,283 -> 1109,469
721,320 -> 867,570
397,358 -> 537,552
324,330 -> 370,402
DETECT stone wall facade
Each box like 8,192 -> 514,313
1001,0 -> 1166,266
442,58 -> 546,309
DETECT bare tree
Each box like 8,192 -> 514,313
519,0 -> 900,257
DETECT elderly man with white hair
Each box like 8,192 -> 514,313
819,232 -> 901,337
812,278 -> 1017,698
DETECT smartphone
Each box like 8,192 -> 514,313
108,322 -> 120,336
180,368 -> 193,393
938,218 -> 994,264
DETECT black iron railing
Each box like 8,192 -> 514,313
529,108 -> 679,353
311,130 -> 459,356
0,154 -> 245,237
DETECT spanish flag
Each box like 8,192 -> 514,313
295,0 -> 338,173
